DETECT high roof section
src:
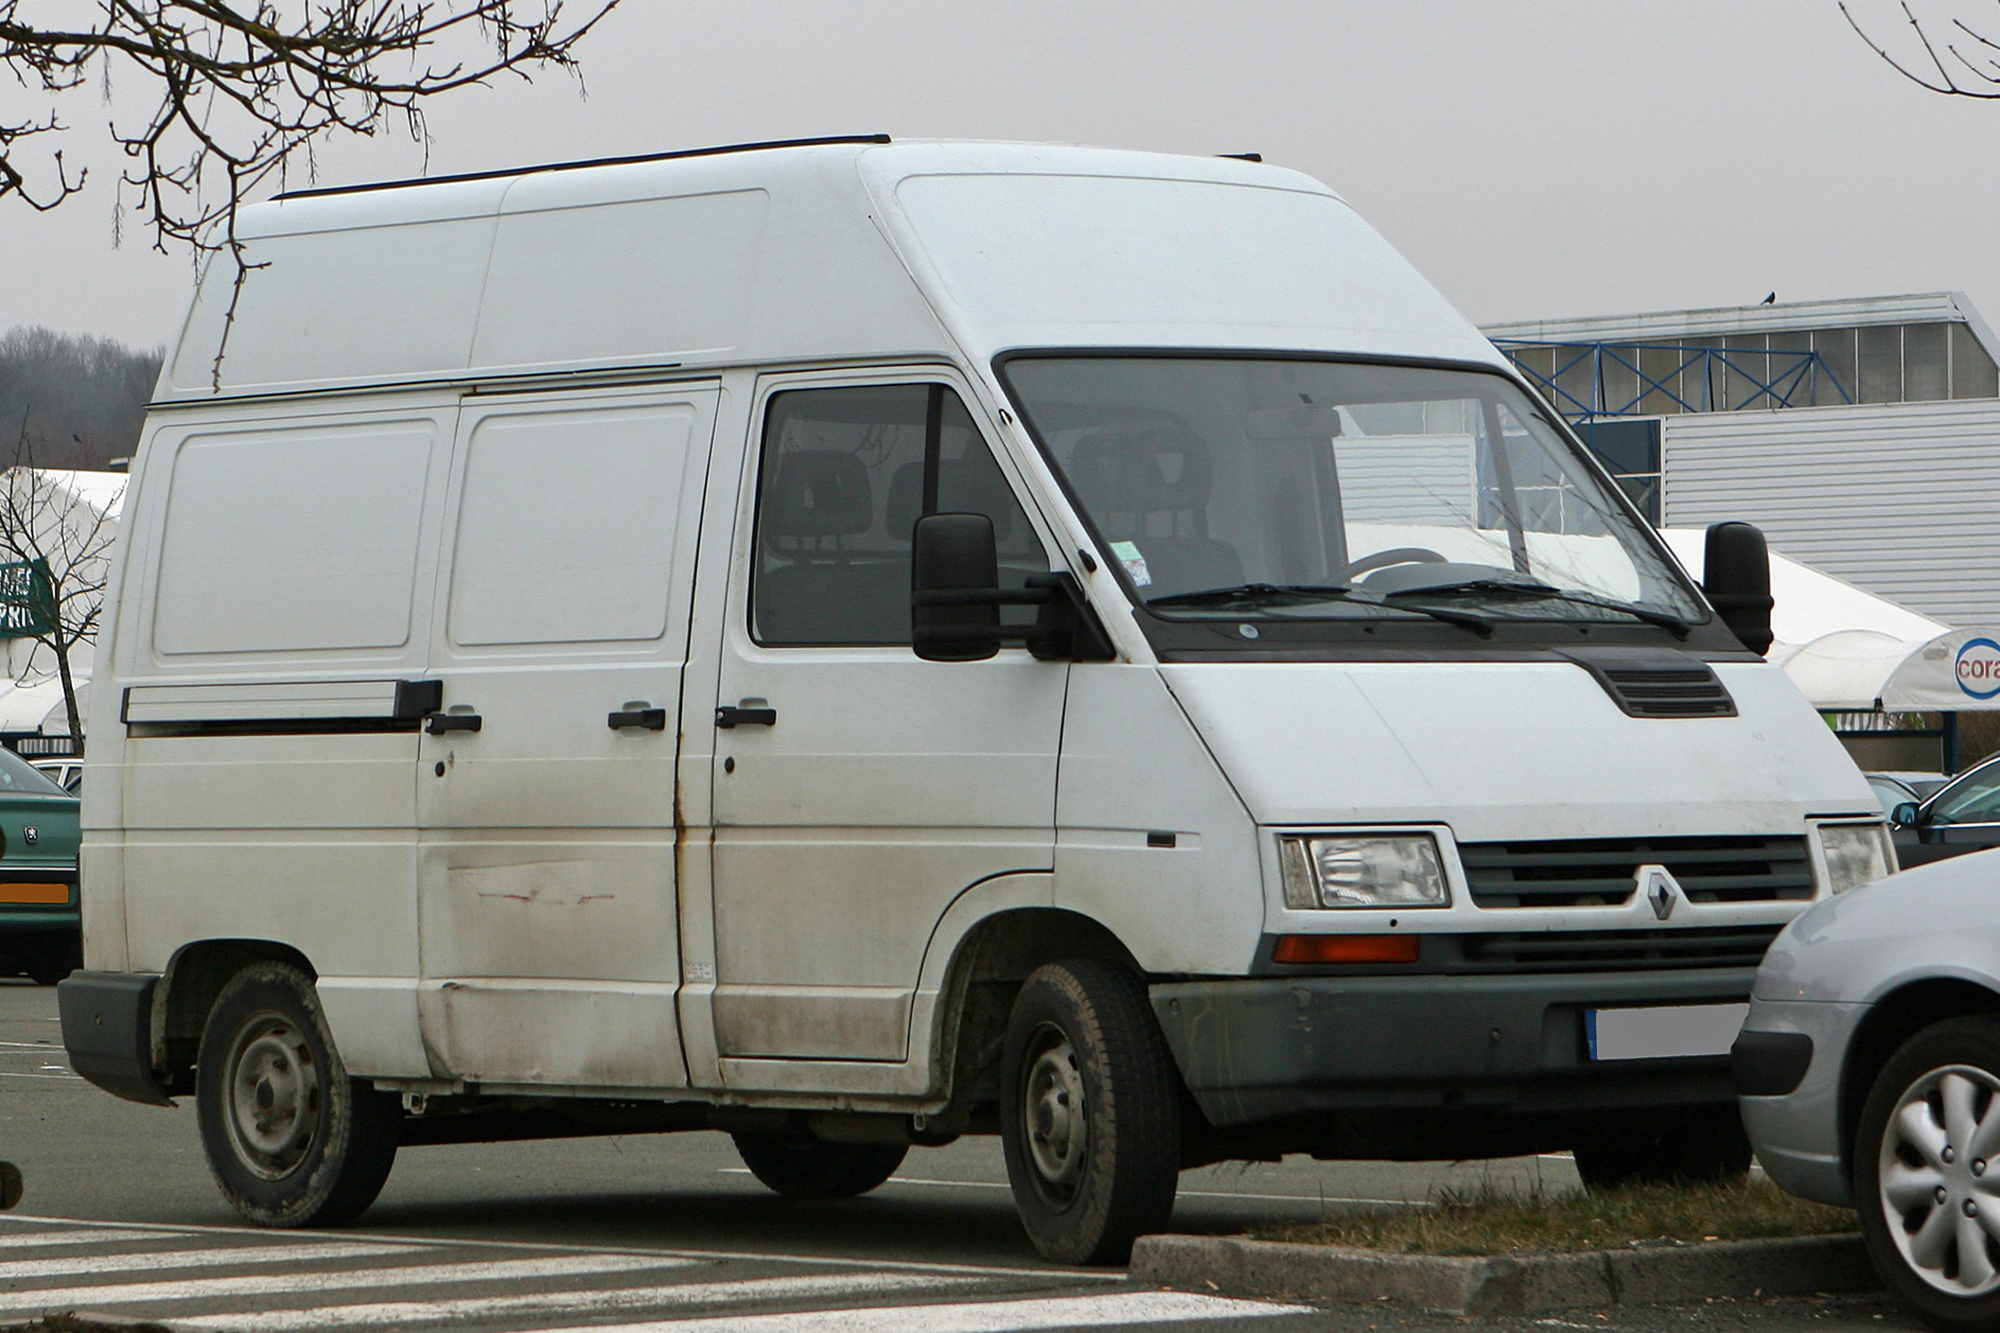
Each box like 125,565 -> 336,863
159,139 -> 1497,402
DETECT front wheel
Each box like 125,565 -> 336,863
1856,1017 -> 2000,1331
1571,1104 -> 1751,1191
196,961 -> 399,1226
999,958 -> 1182,1265
731,1135 -> 907,1199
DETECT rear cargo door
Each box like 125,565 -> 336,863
414,383 -> 718,1088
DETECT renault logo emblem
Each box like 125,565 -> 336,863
22,827 -> 37,847
1639,865 -> 1679,921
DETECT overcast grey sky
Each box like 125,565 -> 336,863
3,1 -> 1996,350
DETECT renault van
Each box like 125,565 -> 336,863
58,137 -> 1891,1263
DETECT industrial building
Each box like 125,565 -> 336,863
1482,293 -> 2000,629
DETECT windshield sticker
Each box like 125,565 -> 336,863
1110,541 -> 1153,587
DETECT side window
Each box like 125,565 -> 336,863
752,383 -> 1048,646
1933,772 -> 2000,826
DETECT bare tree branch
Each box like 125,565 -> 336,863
1843,0 -> 2000,97
1,1 -> 620,379
0,427 -> 118,747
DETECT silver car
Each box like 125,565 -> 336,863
1737,848 -> 2000,1330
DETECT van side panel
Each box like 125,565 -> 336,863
112,401 -> 455,1078
1055,664 -> 1263,977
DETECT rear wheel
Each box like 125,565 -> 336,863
196,961 -> 399,1226
1855,1017 -> 2000,1331
1571,1104 -> 1752,1191
731,1135 -> 906,1199
999,958 -> 1182,1265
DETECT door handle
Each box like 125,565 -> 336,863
714,704 -> 777,729
424,713 -> 483,735
608,707 -> 668,731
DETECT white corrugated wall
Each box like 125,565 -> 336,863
1661,399 -> 2000,627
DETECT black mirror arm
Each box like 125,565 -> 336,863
911,572 -> 1114,662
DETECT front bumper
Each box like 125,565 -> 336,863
1150,969 -> 1754,1128
1734,996 -> 1865,1207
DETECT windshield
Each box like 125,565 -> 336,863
1000,357 -> 1706,634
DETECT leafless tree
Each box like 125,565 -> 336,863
0,3 -> 618,316
1843,0 -> 2000,96
0,326 -> 161,469
0,429 -> 120,746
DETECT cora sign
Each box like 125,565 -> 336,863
1957,638 -> 2000,700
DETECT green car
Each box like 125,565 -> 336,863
0,750 -> 80,985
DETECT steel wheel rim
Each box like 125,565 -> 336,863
224,1013 -> 322,1180
1022,1025 -> 1086,1203
1879,1063 -> 2000,1298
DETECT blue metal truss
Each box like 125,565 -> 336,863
1491,339 -> 1854,425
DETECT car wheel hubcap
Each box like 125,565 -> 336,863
1880,1064 -> 2000,1297
1023,1028 -> 1086,1202
225,1016 -> 322,1180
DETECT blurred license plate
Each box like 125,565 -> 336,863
1586,1003 -> 1748,1061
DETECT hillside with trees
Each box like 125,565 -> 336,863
0,327 -> 162,470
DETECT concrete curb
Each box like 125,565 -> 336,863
1128,1232 -> 1877,1315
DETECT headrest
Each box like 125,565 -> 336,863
1068,429 -> 1212,513
885,457 -> 1016,542
764,450 -> 873,539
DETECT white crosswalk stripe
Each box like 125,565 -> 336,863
527,1291 -> 1313,1332
0,1222 -> 1307,1331
0,1238 -> 408,1280
0,1251 -> 694,1315
0,1228 -> 177,1248
172,1272 -> 980,1331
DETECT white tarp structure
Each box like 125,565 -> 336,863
1658,528 -> 2000,712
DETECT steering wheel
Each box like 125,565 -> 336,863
1338,547 -> 1449,581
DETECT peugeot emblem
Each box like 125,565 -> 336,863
22,826 -> 37,847
1640,865 -> 1677,921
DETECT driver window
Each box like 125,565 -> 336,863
752,383 -> 1049,646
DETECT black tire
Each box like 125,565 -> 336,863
1571,1104 -> 1752,1191
999,958 -> 1182,1265
24,937 -> 79,987
1855,1017 -> 2000,1332
195,961 -> 399,1227
731,1135 -> 907,1199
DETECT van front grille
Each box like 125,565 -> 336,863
1460,835 -> 1815,908
1458,925 -> 1783,972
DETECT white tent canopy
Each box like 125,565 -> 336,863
1658,528 -> 1996,712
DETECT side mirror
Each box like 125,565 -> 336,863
912,513 -> 1002,662
1703,521 -> 1774,656
1892,801 -> 1922,829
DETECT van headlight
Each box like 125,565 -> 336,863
1817,822 -> 1897,894
1279,833 -> 1450,909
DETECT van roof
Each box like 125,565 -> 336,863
160,140 -> 1499,403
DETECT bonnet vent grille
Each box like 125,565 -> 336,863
1559,648 -> 1736,719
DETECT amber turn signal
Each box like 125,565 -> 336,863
1272,933 -> 1419,964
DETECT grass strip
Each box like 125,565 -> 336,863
1255,1177 -> 1857,1256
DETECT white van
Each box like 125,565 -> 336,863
57,137 -> 1891,1264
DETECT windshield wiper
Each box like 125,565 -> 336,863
1382,580 -> 1690,636
1146,583 -> 1493,636
1145,582 -> 1353,608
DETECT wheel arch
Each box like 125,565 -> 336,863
1839,977 -> 2000,1183
922,896 -> 1146,1125
154,938 -> 316,1096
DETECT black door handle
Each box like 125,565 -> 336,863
608,707 -> 668,731
715,705 -> 777,729
424,713 -> 483,735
